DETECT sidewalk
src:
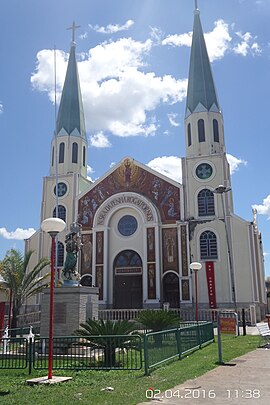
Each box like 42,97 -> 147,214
138,328 -> 270,404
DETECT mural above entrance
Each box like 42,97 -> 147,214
78,158 -> 181,229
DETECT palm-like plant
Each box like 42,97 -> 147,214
136,310 -> 180,331
74,319 -> 138,367
0,249 -> 50,333
136,310 -> 180,347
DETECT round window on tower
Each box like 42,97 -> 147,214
54,182 -> 68,197
195,163 -> 213,180
118,215 -> 138,236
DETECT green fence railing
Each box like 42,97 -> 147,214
143,322 -> 214,375
0,337 -> 29,370
32,335 -> 143,371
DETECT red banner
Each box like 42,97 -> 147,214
205,261 -> 216,309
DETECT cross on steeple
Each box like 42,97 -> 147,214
67,21 -> 80,43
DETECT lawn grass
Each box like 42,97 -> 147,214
0,335 -> 259,405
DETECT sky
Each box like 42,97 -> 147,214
1,0 -> 270,276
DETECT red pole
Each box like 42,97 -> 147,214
195,270 -> 199,322
48,234 -> 55,380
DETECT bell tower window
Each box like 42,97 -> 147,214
51,147 -> 54,167
53,205 -> 66,222
198,189 -> 215,216
59,142 -> 65,163
83,146 -> 86,167
200,231 -> 218,260
198,119 -> 205,142
187,123 -> 192,146
72,142 -> 78,163
213,119 -> 219,142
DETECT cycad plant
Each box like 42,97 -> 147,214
74,319 -> 138,367
136,310 -> 180,347
0,249 -> 50,333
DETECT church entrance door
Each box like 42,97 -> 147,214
163,272 -> 180,308
114,250 -> 143,309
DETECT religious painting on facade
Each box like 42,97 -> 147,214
147,227 -> 155,262
181,226 -> 188,276
78,158 -> 181,229
81,234 -> 92,275
96,232 -> 104,265
147,263 -> 156,299
96,266 -> 103,300
162,228 -> 178,272
181,279 -> 190,301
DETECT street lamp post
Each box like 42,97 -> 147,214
41,217 -> 66,380
190,262 -> 202,322
213,185 -> 237,314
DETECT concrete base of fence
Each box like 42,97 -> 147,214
40,286 -> 99,337
27,376 -> 72,385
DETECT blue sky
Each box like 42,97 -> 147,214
1,0 -> 270,276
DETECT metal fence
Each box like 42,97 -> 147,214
32,335 -> 143,371
0,337 -> 29,370
0,323 -> 214,375
143,322 -> 214,375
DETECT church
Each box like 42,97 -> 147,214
25,5 -> 266,320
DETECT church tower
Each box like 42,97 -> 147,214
25,23 -> 91,285
182,3 -> 245,310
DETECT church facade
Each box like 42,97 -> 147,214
25,7 -> 266,319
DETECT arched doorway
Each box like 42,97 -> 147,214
114,250 -> 143,309
163,272 -> 180,308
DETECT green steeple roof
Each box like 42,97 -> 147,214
185,8 -> 220,117
56,41 -> 86,139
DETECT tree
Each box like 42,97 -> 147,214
74,319 -> 138,367
0,249 -> 50,333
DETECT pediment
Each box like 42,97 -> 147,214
78,157 -> 182,229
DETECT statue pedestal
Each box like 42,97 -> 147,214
40,286 -> 99,337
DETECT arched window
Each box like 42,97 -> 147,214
59,142 -> 65,163
200,231 -> 218,260
57,242 -> 65,267
114,250 -> 142,267
72,142 -> 78,163
83,146 -> 86,167
198,189 -> 215,216
198,119 -> 205,142
187,123 -> 192,147
53,205 -> 66,222
51,147 -> 54,167
213,119 -> 219,142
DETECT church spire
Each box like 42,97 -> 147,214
56,22 -> 86,140
185,3 -> 220,118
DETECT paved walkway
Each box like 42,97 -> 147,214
138,327 -> 270,405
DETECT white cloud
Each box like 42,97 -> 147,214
79,32 -> 88,40
162,20 -> 231,62
31,38 -> 187,138
0,227 -> 36,240
89,20 -> 134,34
0,102 -> 3,114
90,131 -> 111,147
252,195 -> 270,217
226,153 -> 247,174
87,165 -> 95,182
147,156 -> 182,183
233,31 -> 262,56
149,26 -> 164,44
167,113 -> 180,127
